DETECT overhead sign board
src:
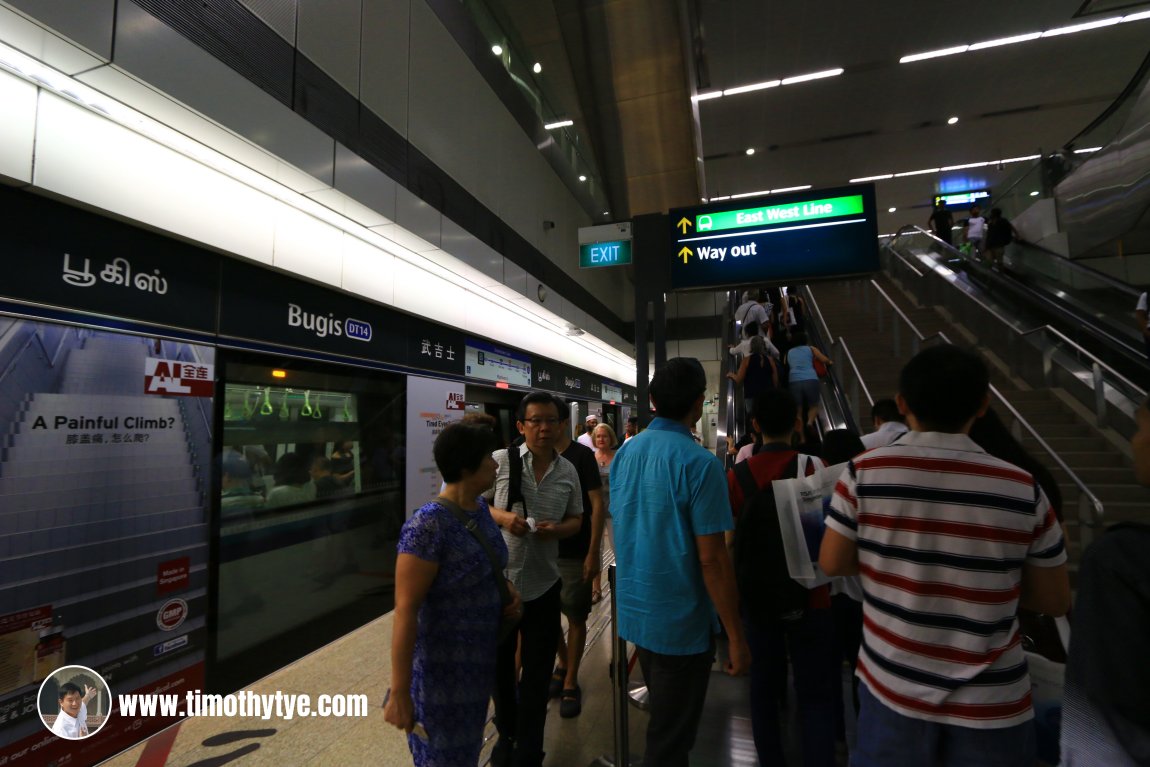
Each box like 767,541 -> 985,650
934,190 -> 989,209
579,240 -> 632,268
669,184 -> 879,290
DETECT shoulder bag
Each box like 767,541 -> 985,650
435,496 -> 520,644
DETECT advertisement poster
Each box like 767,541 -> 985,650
0,318 -> 213,765
405,376 -> 466,516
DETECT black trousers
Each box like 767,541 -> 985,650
493,579 -> 562,767
636,641 -> 715,767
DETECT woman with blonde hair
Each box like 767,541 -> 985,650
589,421 -> 618,604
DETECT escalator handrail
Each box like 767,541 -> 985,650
835,335 -> 874,409
805,282 -> 836,353
1065,44 -> 1150,152
887,229 -> 1147,399
802,285 -> 864,433
895,223 -> 1141,299
862,282 -> 1105,525
893,224 -> 1146,361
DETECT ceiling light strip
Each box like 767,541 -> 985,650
722,80 -> 779,96
544,119 -> 573,130
967,32 -> 1042,50
0,42 -> 635,375
853,154 -> 1046,184
901,11 -> 1147,64
700,67 -> 843,102
780,68 -> 843,85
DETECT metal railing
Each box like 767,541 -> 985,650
852,276 -> 1106,547
801,285 -> 865,434
884,228 -> 1145,437
830,336 -> 874,429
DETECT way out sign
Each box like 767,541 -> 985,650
145,358 -> 215,397
579,240 -> 632,268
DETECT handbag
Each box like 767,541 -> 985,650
811,348 -> 828,377
435,496 -> 520,643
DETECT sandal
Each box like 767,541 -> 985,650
560,686 -> 582,718
548,667 -> 567,699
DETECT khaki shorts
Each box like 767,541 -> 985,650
557,558 -> 592,621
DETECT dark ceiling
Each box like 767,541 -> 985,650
498,0 -> 1150,234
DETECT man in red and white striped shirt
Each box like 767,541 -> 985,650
820,345 -> 1069,767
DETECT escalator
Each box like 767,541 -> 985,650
885,44 -> 1150,393
716,286 -> 862,466
890,227 -> 1149,387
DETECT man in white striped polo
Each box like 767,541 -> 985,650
486,392 -> 583,767
820,345 -> 1070,766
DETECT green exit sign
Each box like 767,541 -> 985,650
579,240 -> 632,268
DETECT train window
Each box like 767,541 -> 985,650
213,355 -> 405,689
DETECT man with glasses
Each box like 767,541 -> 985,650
486,391 -> 583,767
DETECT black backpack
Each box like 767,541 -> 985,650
732,455 -> 811,622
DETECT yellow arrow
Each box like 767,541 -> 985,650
678,246 -> 693,264
677,217 -> 692,234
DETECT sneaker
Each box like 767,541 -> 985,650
559,686 -> 582,718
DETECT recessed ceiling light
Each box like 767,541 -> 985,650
578,175 -> 587,182
888,207 -> 897,213
603,211 -> 610,216
745,148 -> 755,156
533,62 -> 542,74
492,45 -> 503,55
1030,191 -> 1040,196
544,119 -> 573,130
947,116 -> 959,125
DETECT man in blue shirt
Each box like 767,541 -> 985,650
610,357 -> 750,767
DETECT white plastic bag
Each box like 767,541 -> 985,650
771,459 -> 847,586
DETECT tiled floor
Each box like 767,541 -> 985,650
101,585 -> 856,767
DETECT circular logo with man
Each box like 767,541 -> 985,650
38,665 -> 111,740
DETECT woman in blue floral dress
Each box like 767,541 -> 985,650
385,422 -> 520,766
